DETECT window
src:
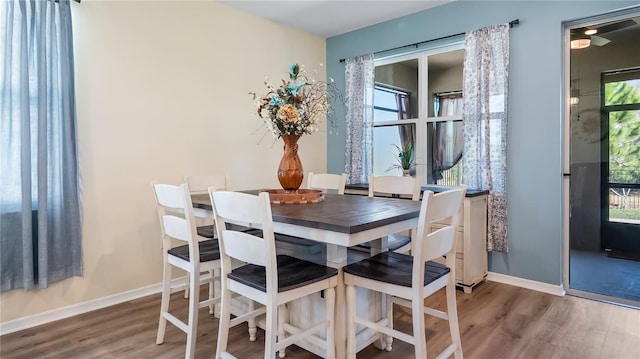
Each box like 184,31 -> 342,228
604,68 -> 640,223
374,85 -> 410,121
373,85 -> 413,175
372,46 -> 465,184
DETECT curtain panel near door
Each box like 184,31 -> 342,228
432,96 -> 464,181
0,0 -> 83,292
462,24 -> 510,252
344,54 -> 375,184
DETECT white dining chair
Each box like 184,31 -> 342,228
210,189 -> 339,359
306,172 -> 347,195
343,187 -> 465,359
272,172 -> 347,263
182,174 -> 228,300
354,174 -> 423,254
152,182 -> 221,359
184,174 -> 229,230
368,175 -> 422,201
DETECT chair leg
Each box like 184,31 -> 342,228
384,293 -> 393,351
446,279 -> 463,359
346,284 -> 356,359
185,270 -> 200,359
215,280 -> 233,359
156,260 -> 172,345
278,304 -> 287,358
248,300 -> 257,341
184,273 -> 190,299
412,296 -> 428,359
265,303 -> 278,359
209,268 -> 216,315
213,267 -> 221,316
325,287 -> 336,359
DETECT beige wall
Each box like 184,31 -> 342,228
0,0 -> 327,323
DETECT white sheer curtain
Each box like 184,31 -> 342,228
438,96 -> 463,117
462,24 -> 510,252
344,54 -> 375,184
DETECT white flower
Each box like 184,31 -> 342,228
250,63 -> 342,140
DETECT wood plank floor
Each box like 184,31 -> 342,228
2,281 -> 639,359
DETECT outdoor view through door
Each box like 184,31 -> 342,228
602,68 -> 640,253
567,12 -> 640,306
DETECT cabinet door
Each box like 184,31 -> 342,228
464,196 -> 488,285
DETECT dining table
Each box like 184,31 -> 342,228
192,191 -> 422,359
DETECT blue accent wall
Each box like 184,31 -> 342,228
326,1 -> 639,285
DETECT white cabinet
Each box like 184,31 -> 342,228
345,185 -> 488,293
430,193 -> 488,293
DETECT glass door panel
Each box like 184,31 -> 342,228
603,108 -> 640,252
566,14 -> 640,305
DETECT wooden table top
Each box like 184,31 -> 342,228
192,192 -> 421,235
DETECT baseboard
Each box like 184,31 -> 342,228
2,273 -> 566,335
0,278 -> 186,336
487,272 -> 566,296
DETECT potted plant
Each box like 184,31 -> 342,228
386,142 -> 417,176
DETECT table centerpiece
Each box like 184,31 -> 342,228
251,64 -> 342,198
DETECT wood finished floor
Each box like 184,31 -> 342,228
2,281 -> 639,359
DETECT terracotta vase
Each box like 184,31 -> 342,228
277,134 -> 304,192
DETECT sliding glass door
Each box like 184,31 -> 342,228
564,10 -> 640,306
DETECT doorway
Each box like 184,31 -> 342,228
564,9 -> 640,306
601,70 -> 640,254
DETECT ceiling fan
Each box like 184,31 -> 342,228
571,17 -> 640,49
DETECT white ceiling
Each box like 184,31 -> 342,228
218,0 -> 454,38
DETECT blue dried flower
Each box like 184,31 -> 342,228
285,81 -> 304,97
269,96 -> 281,106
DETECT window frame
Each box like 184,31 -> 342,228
373,84 -> 411,121
372,42 -> 465,183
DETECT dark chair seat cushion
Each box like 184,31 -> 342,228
274,233 -> 325,255
228,255 -> 338,293
204,226 -> 324,257
196,225 -> 216,238
168,240 -> 220,262
196,223 -> 253,239
343,251 -> 449,287
350,234 -> 411,253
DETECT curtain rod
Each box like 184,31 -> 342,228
435,90 -> 462,97
339,19 -> 519,63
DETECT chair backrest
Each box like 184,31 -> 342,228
209,190 -> 278,292
413,187 -> 466,275
152,182 -> 199,259
184,174 -> 228,195
368,175 -> 423,201
307,172 -> 347,195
